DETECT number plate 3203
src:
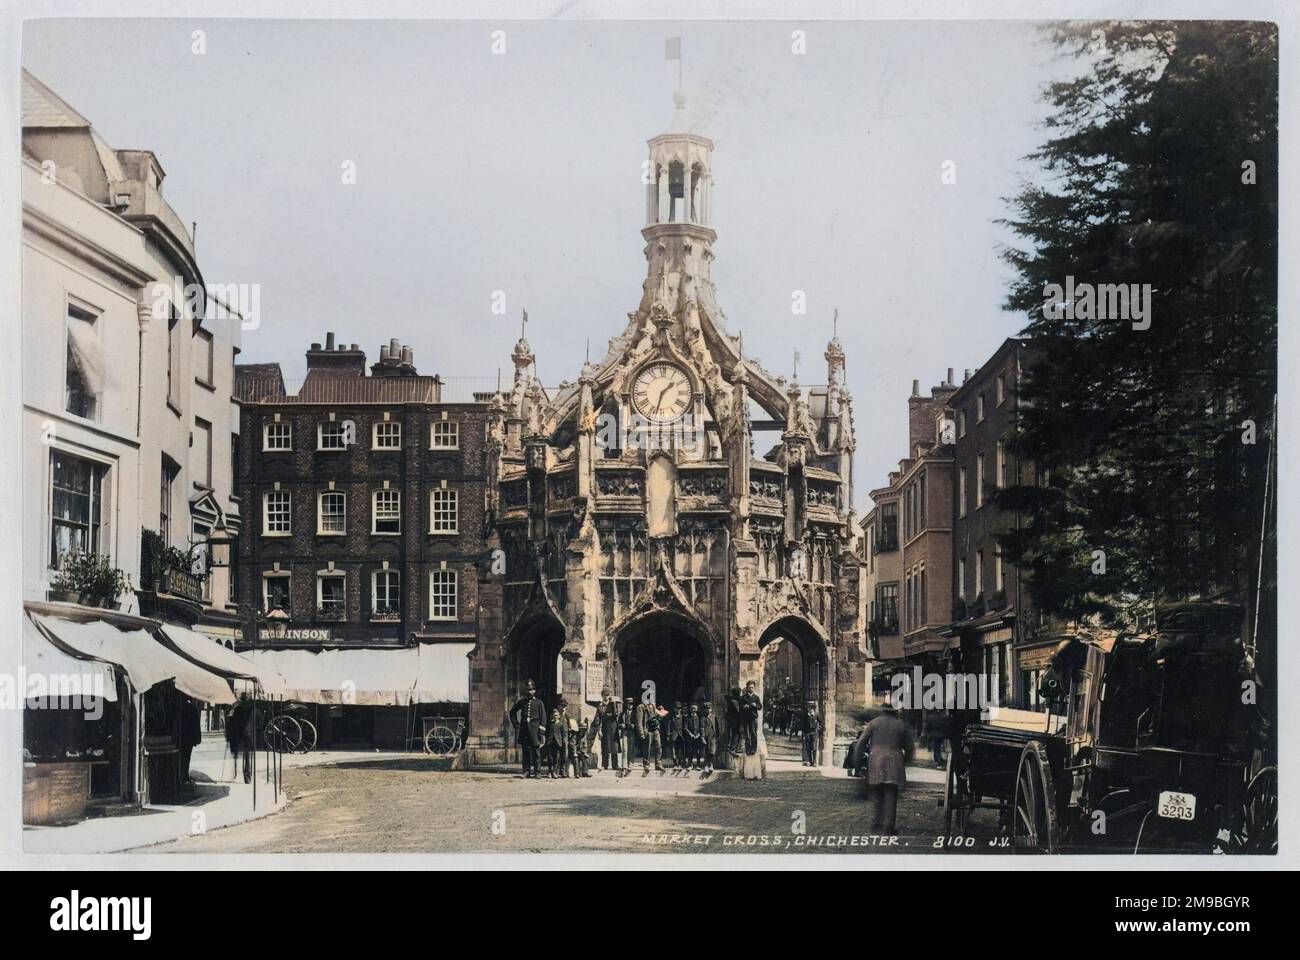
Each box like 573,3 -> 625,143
1157,790 -> 1196,821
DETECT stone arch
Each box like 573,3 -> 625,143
610,609 -> 716,709
756,612 -> 833,763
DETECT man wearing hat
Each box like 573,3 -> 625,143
699,702 -> 720,774
669,701 -> 687,770
859,699 -> 915,834
617,696 -> 637,772
595,688 -> 621,770
509,679 -> 548,779
638,699 -> 664,772
801,700 -> 821,767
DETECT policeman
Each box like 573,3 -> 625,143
508,679 -> 548,779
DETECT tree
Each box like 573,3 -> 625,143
998,22 -> 1277,628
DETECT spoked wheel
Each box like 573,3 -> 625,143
262,715 -> 302,753
1221,765 -> 1278,854
293,717 -> 318,754
1011,741 -> 1059,853
943,750 -> 970,836
424,724 -> 459,757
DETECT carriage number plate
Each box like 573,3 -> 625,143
1157,790 -> 1196,821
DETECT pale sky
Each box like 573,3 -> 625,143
23,18 -> 1076,511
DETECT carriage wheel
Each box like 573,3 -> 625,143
942,751 -> 969,836
424,724 -> 459,757
1222,766 -> 1278,854
293,718 -> 318,754
263,715 -> 302,754
1011,741 -> 1059,853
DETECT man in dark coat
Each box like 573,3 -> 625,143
669,701 -> 686,770
509,680 -> 549,779
699,702 -> 719,774
683,703 -> 703,769
546,708 -> 567,778
595,688 -> 621,770
860,702 -> 915,834
739,682 -> 763,756
618,696 -> 637,772
801,700 -> 820,767
725,687 -> 743,755
226,695 -> 256,784
180,695 -> 203,785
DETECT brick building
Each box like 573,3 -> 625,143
945,338 -> 1053,709
233,334 -> 490,747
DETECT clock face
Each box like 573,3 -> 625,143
632,362 -> 692,423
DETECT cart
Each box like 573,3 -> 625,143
421,716 -> 465,757
942,602 -> 1276,854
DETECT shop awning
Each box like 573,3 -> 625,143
414,642 -> 473,704
22,614 -> 117,703
31,613 -> 235,705
244,644 -> 473,706
158,624 -> 287,696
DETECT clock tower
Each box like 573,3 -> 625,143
469,93 -> 866,773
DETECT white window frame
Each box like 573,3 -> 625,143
317,490 -> 347,535
372,420 -> 402,450
975,550 -> 984,598
996,439 -> 1006,489
372,489 -> 401,535
316,572 -> 346,618
958,466 -> 968,518
263,490 -> 291,535
318,420 -> 348,451
958,557 -> 966,600
262,572 -> 291,614
976,393 -> 985,423
428,569 -> 458,621
263,421 -> 292,452
976,453 -> 985,508
430,420 -> 460,450
48,447 -> 110,569
957,410 -> 966,438
64,300 -> 102,422
372,569 -> 401,620
996,373 -> 1006,406
995,550 -> 1005,593
430,488 -> 459,534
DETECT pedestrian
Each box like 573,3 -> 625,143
596,688 -> 621,770
924,709 -> 949,768
569,716 -> 592,778
725,687 -> 743,755
860,701 -> 915,834
683,703 -> 703,769
546,708 -> 568,778
225,694 -> 255,784
739,681 -> 763,756
801,700 -> 820,767
619,696 -> 638,772
670,701 -> 686,770
699,702 -> 719,774
639,699 -> 663,772
180,694 -> 203,785
509,679 -> 548,779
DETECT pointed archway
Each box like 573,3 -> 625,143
504,571 -> 567,710
757,613 -> 832,762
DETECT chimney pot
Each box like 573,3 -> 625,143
401,346 -> 414,365
380,344 -> 390,361
310,342 -> 321,351
350,343 -> 359,352
325,332 -> 336,351
911,379 -> 920,397
947,367 -> 954,385
964,369 -> 971,382
390,338 -> 400,356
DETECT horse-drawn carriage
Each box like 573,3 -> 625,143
942,602 -> 1276,853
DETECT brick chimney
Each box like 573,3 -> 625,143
305,331 -> 367,376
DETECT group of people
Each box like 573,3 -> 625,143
508,679 -> 825,777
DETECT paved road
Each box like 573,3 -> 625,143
144,757 -> 1003,855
